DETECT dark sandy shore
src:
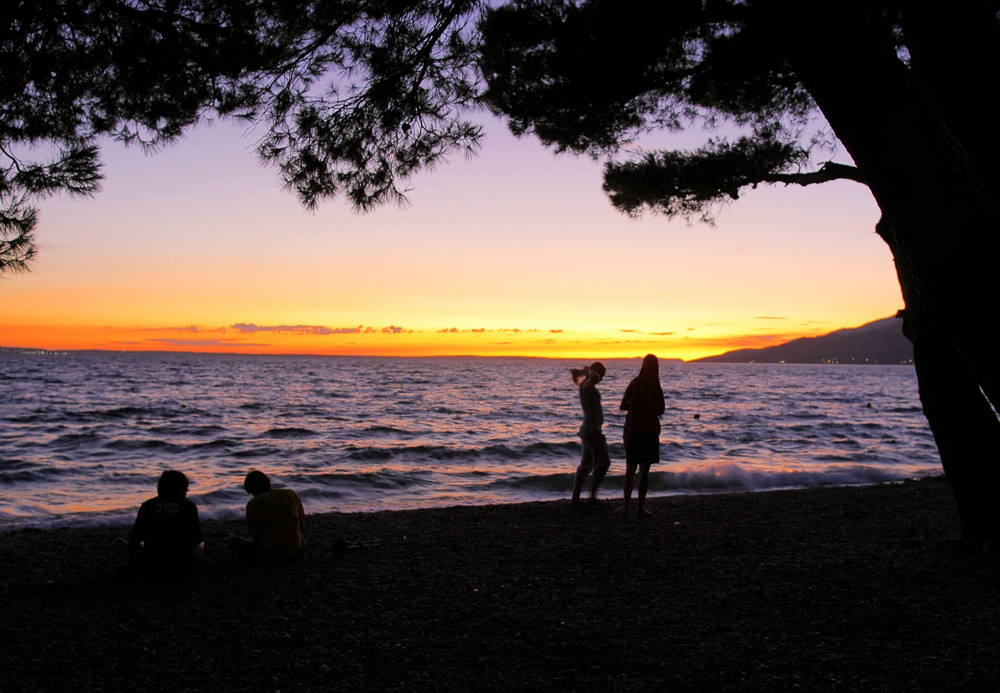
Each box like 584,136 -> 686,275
2,476 -> 998,692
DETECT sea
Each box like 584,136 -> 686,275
0,350 -> 941,532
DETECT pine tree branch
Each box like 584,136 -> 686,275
765,161 -> 866,186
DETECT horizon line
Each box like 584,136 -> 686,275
0,345 -> 676,361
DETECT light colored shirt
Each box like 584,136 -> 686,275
246,488 -> 306,561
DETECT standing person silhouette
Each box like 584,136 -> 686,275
620,354 -> 665,517
571,361 -> 610,505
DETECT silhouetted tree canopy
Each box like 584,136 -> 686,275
479,0 -> 881,219
1,0 -> 481,272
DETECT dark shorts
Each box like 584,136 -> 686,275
625,432 -> 660,466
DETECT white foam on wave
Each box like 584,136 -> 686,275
658,461 -> 910,494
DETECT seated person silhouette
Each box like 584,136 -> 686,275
126,469 -> 204,577
230,470 -> 306,561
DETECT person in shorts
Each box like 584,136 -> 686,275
571,361 -> 610,505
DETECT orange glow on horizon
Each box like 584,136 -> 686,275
0,320 -> 880,361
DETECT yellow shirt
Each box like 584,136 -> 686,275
246,488 -> 306,561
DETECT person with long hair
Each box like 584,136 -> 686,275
570,361 -> 610,505
619,354 -> 665,516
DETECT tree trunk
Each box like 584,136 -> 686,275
760,0 -> 1000,539
880,219 -> 1000,542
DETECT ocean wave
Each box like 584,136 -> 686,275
102,438 -> 183,452
264,427 -> 318,439
482,441 -> 581,459
344,448 -> 394,461
484,471 -> 574,493
299,468 -> 438,495
657,462 -> 906,493
0,466 -> 62,485
471,461 -> 916,498
362,425 -> 414,435
149,424 -> 228,437
189,438 -> 241,450
232,445 -> 283,458
339,440 -> 583,464
51,431 -> 104,448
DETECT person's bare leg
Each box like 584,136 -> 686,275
589,471 -> 603,501
637,463 -> 652,516
619,463 -> 636,515
572,450 -> 591,504
572,470 -> 586,504
589,444 -> 610,501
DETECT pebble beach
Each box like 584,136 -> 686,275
2,476 -> 997,692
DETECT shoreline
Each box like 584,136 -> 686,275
0,475 -> 934,535
3,476 -> 998,691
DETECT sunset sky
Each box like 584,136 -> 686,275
1,117 -> 901,360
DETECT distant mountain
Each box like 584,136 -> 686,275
692,316 -> 913,364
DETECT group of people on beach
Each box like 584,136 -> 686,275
119,468 -> 306,577
571,354 -> 665,517
119,355 -> 662,576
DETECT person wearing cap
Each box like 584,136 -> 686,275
570,361 -> 610,505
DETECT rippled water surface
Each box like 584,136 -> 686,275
0,351 -> 939,530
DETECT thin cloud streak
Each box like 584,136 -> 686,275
148,338 -> 270,348
231,323 -> 380,335
142,322 -> 576,338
